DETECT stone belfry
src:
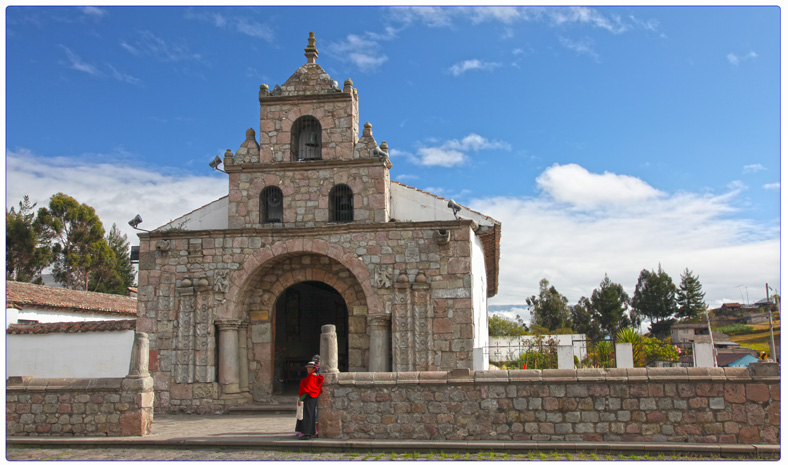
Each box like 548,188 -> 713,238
224,32 -> 392,230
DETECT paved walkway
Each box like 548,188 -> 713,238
6,413 -> 779,458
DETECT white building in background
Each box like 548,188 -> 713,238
5,281 -> 138,378
6,281 -> 137,326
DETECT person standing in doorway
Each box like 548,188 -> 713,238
295,360 -> 324,440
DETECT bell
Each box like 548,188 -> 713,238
306,132 -> 318,147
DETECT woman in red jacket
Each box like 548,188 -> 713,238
295,360 -> 323,440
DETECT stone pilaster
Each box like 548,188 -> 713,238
216,319 -> 241,394
238,322 -> 250,392
391,277 -> 413,372
368,314 -> 391,372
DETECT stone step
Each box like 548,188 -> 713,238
227,404 -> 297,415
227,397 -> 298,415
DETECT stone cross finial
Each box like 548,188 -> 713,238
305,32 -> 318,63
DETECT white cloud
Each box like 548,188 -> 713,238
388,7 -> 453,28
536,163 -> 664,209
417,147 -> 467,167
106,64 -> 141,85
80,7 -> 107,20
185,10 -> 274,41
448,59 -> 501,76
389,6 -> 646,35
743,163 -> 766,173
120,31 -> 203,63
465,7 -> 523,25
59,45 -> 102,76
412,134 -> 511,167
58,45 -> 140,84
558,36 -> 600,62
325,30 -> 398,72
763,183 -> 780,190
727,50 -> 758,66
6,148 -> 227,245
471,164 -> 779,309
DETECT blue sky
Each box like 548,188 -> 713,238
4,5 -> 781,321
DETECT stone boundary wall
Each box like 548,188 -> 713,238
319,363 -> 780,444
6,376 -> 154,437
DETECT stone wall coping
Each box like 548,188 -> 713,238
226,157 -> 385,174
143,218 -> 475,240
7,377 -> 125,391
329,366 -> 776,387
418,372 -> 448,384
258,90 -> 353,106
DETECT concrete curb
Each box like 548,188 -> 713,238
6,437 -> 779,457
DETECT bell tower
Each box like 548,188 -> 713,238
224,32 -> 392,229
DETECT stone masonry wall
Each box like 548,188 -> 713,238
6,376 -> 154,437
318,363 -> 780,444
226,160 -> 389,228
137,220 -> 480,413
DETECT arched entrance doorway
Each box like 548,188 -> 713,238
273,281 -> 349,394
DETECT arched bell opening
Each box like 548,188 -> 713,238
272,281 -> 349,395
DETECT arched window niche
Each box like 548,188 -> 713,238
260,186 -> 283,223
291,116 -> 322,161
329,184 -> 353,223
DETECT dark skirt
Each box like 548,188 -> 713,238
295,395 -> 318,436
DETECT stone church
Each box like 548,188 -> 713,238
136,33 -> 502,413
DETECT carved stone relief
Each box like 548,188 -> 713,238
173,290 -> 195,383
214,270 -> 230,294
374,266 -> 392,289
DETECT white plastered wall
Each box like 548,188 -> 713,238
155,196 -> 229,231
471,231 -> 489,371
6,330 -> 135,378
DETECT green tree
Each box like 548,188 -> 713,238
6,195 -> 52,282
35,193 -> 111,290
488,314 -> 527,337
590,275 -> 630,338
676,268 -> 706,319
89,224 -> 136,295
571,297 -> 602,341
631,265 -> 677,337
527,278 -> 571,331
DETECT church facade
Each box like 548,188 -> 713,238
135,33 -> 501,413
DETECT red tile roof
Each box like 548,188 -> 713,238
6,281 -> 138,316
7,319 -> 135,334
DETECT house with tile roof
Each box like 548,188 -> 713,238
6,281 -> 137,327
134,33 -> 502,413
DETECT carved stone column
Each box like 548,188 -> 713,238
320,324 -> 340,374
238,322 -> 250,392
216,319 -> 241,394
368,314 -> 392,372
411,273 -> 433,371
391,277 -> 413,372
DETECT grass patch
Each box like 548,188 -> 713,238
716,324 -> 756,336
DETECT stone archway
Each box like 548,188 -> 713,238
272,280 -> 349,394
212,238 -> 384,402
238,252 -> 369,401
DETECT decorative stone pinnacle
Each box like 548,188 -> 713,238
246,128 -> 256,141
305,32 -> 318,64
380,141 -> 389,152
259,84 -> 268,103
343,78 -> 353,93
363,122 -> 372,137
